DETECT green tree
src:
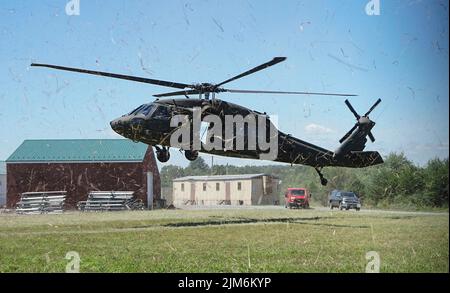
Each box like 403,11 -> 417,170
185,157 -> 210,175
160,165 -> 185,187
423,158 -> 449,207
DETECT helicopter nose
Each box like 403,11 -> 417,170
130,118 -> 144,129
110,118 -> 125,134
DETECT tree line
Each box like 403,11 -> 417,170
160,152 -> 448,209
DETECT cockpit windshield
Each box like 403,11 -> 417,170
128,104 -> 156,116
141,104 -> 156,116
128,104 -> 146,115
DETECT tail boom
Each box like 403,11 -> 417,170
332,151 -> 384,168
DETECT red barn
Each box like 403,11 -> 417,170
6,139 -> 161,209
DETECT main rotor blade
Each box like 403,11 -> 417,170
345,99 -> 360,119
153,89 -> 200,97
31,63 -> 191,89
364,98 -> 382,116
368,131 -> 376,143
223,89 -> 357,97
339,124 -> 358,143
215,57 -> 287,88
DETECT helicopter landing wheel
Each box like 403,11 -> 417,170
185,150 -> 199,161
315,167 -> 328,186
156,147 -> 170,163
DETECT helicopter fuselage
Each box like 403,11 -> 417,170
110,98 -> 383,169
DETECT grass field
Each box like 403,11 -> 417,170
0,207 -> 448,273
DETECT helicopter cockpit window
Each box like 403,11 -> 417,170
141,104 -> 156,116
151,106 -> 171,119
128,104 -> 145,115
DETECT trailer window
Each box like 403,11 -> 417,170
181,183 -> 185,192
237,182 -> 242,191
203,183 -> 207,191
216,183 -> 220,191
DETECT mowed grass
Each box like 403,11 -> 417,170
0,208 -> 448,272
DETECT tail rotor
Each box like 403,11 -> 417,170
339,99 -> 382,144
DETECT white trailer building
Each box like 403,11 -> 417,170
172,173 -> 280,206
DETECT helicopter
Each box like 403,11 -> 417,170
30,57 -> 383,185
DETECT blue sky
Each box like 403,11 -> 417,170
0,0 -> 448,167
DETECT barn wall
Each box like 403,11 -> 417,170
6,162 -> 146,209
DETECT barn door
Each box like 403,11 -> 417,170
225,182 -> 231,204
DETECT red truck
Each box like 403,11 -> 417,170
284,188 -> 311,209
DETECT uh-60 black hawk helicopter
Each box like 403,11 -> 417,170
31,57 -> 383,186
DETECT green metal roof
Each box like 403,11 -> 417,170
6,139 -> 149,163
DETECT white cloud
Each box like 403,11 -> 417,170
304,123 -> 334,134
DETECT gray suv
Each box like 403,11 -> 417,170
329,190 -> 361,211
